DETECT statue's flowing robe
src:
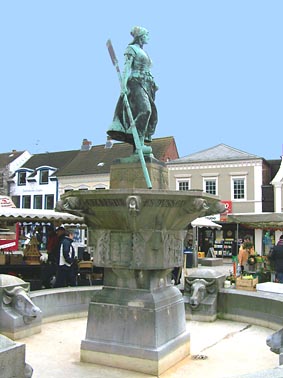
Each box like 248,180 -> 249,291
107,44 -> 158,145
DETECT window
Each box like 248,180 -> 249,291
34,195 -> 43,209
45,194 -> 54,210
18,171 -> 27,186
11,196 -> 20,208
204,179 -> 217,195
22,195 -> 31,209
232,177 -> 245,200
177,179 -> 190,191
40,169 -> 49,184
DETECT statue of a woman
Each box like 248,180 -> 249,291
107,26 -> 158,153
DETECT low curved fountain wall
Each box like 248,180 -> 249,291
30,286 -> 101,323
29,285 -> 283,331
218,288 -> 283,331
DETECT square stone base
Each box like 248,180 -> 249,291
81,332 -> 190,376
110,159 -> 168,190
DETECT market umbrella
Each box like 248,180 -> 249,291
191,217 -> 222,229
190,217 -> 222,266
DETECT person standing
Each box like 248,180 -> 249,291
54,229 -> 77,288
269,235 -> 283,283
277,234 -> 283,246
42,226 -> 66,288
238,235 -> 255,274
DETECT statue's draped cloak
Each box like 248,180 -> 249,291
107,44 -> 158,145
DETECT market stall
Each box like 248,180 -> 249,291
190,217 -> 222,266
0,199 -> 84,289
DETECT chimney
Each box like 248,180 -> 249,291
81,139 -> 92,151
105,135 -> 113,149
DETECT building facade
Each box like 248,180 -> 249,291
4,141 -> 283,256
167,144 -> 283,255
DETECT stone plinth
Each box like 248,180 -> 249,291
81,285 -> 190,376
110,158 -> 168,190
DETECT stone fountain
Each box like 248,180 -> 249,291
58,165 -> 224,376
56,26 -> 225,376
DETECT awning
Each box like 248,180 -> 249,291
191,216 -> 222,229
0,207 -> 83,223
227,213 -> 283,229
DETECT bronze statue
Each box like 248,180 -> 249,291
107,26 -> 158,154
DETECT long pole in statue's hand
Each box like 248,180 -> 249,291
106,39 -> 152,189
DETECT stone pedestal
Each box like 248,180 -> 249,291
81,283 -> 190,375
110,158 -> 168,190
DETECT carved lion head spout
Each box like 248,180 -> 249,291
56,196 -> 83,215
126,195 -> 141,214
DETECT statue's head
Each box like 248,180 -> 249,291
130,26 -> 149,39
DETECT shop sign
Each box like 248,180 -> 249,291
205,214 -> 220,221
0,239 -> 17,251
0,196 -> 16,208
220,200 -> 232,221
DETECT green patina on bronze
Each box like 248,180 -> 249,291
107,26 -> 158,188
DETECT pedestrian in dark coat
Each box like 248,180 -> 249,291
54,229 -> 77,288
269,236 -> 283,283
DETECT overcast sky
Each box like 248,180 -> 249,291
1,1 -> 282,160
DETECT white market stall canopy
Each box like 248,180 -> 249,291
0,195 -> 83,223
191,217 -> 222,229
0,207 -> 83,223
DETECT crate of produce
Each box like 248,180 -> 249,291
236,276 -> 258,291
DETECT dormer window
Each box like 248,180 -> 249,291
40,169 -> 49,184
18,171 -> 27,186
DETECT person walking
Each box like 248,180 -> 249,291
54,229 -> 77,288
